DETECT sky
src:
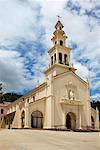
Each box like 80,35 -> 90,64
0,0 -> 100,101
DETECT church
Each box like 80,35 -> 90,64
0,20 -> 99,130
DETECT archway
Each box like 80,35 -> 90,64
60,40 -> 63,46
21,110 -> 25,128
91,116 -> 95,129
31,111 -> 43,128
66,112 -> 76,130
59,53 -> 62,64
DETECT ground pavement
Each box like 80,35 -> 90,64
0,129 -> 99,150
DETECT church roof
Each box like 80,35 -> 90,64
0,102 -> 11,107
53,69 -> 88,86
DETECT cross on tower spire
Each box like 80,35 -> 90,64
57,15 -> 61,21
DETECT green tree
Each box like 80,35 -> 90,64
0,83 -> 4,103
0,83 -> 22,103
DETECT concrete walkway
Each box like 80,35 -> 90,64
0,129 -> 99,150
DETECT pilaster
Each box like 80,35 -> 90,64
78,107 -> 82,129
95,107 -> 99,129
24,99 -> 29,128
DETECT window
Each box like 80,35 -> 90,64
60,27 -> 62,30
64,54 -> 69,65
55,41 -> 57,45
60,40 -> 63,46
64,54 -> 67,65
27,99 -> 29,103
1,109 -> 4,114
51,56 -> 53,65
33,96 -> 35,101
22,98 -> 24,101
54,53 -> 56,63
59,53 -> 63,64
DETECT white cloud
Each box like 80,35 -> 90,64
0,50 -> 33,93
0,0 -> 99,100
91,93 -> 100,101
0,0 -> 44,92
32,51 -> 49,84
92,81 -> 100,90
0,0 -> 40,46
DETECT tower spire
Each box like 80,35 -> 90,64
57,15 -> 61,21
49,19 -> 70,67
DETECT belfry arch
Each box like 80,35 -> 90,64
66,112 -> 76,130
31,110 -> 43,128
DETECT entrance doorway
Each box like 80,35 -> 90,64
21,110 -> 25,128
91,116 -> 95,129
66,112 -> 76,130
31,111 -> 43,128
5,112 -> 15,129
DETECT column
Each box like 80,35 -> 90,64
44,96 -> 54,129
12,104 -> 21,128
56,47 -> 59,64
24,99 -> 29,128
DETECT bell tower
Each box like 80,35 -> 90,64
44,19 -> 76,128
49,19 -> 71,66
45,19 -> 76,77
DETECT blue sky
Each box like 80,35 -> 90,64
0,0 -> 100,101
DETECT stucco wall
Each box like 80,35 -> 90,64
29,99 -> 46,128
52,71 -> 91,128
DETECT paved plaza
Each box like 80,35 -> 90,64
0,129 -> 99,150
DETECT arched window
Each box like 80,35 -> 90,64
33,96 -> 35,102
51,56 -> 53,65
59,53 -> 63,64
27,98 -> 29,103
60,40 -> 63,46
64,54 -> 67,65
1,109 -> 4,114
54,53 -> 56,63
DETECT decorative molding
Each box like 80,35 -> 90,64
65,81 -> 77,89
60,99 -> 83,106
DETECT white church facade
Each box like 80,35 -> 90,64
0,20 -> 99,130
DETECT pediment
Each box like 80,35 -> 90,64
54,70 -> 88,87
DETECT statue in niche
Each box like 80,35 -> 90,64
69,90 -> 75,100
